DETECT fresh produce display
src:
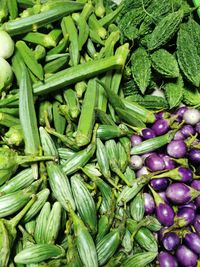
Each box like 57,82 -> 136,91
0,0 -> 200,266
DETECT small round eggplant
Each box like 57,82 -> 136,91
173,130 -> 185,141
167,140 -> 187,158
141,128 -> 156,140
158,191 -> 169,204
162,232 -> 180,251
188,149 -> 200,164
179,202 -> 197,210
195,122 -> 200,134
184,232 -> 200,255
160,154 -> 176,170
130,155 -> 143,170
166,183 -> 200,205
151,119 -> 169,136
175,207 -> 196,227
150,178 -> 169,192
145,154 -> 165,171
181,125 -> 195,137
158,251 -> 178,267
144,192 -> 155,215
183,108 -> 200,125
193,214 -> 200,233
131,135 -> 142,147
176,245 -> 198,267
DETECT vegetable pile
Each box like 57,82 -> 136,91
0,0 -> 199,266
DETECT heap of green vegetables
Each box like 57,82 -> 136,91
0,0 -> 199,266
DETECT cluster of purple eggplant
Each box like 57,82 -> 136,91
130,107 -> 200,266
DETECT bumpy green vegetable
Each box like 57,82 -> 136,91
151,49 -> 179,78
131,47 -> 151,94
148,10 -> 183,51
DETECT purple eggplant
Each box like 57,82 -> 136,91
174,208 -> 196,227
150,178 -> 169,192
184,232 -> 200,255
195,122 -> 200,134
173,130 -> 185,140
151,119 -> 169,136
166,183 -> 200,205
153,167 -> 193,183
193,214 -> 200,233
130,155 -> 143,170
167,140 -> 187,158
189,148 -> 200,164
175,106 -> 188,121
159,154 -> 176,170
144,192 -> 155,215
179,202 -> 197,210
145,154 -> 165,171
155,111 -> 170,120
191,180 -> 200,209
131,135 -> 142,147
158,251 -> 178,267
141,128 -> 156,140
176,245 -> 198,267
158,191 -> 170,204
136,166 -> 149,178
149,186 -> 174,226
162,231 -> 180,251
181,125 -> 195,137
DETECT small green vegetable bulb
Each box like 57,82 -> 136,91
0,31 -> 14,59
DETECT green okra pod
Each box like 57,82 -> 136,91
23,32 -> 56,48
76,79 -> 97,146
63,88 -> 80,119
16,41 -> 43,81
96,109 -> 116,126
97,124 -> 131,140
1,1 -> 84,36
99,4 -> 124,27
52,101 -> 66,135
7,0 -> 18,20
34,45 -> 46,61
0,112 -> 20,127
39,101 -> 53,127
44,56 -> 69,74
47,38 -> 68,56
33,54 -> 124,95
61,15 -> 79,66
62,124 -> 98,175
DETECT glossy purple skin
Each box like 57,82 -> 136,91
193,214 -> 200,233
196,122 -> 200,134
173,130 -> 185,140
144,192 -> 155,215
188,149 -> 200,164
191,181 -> 200,209
176,245 -> 198,267
181,125 -> 195,137
141,152 -> 155,161
167,140 -> 187,158
158,251 -> 178,267
195,196 -> 200,209
131,135 -> 142,147
155,111 -> 168,120
184,233 -> 200,255
176,208 -> 196,227
141,128 -> 156,140
156,203 -> 174,226
175,106 -> 188,122
162,232 -> 180,251
166,183 -> 191,205
150,178 -> 169,192
160,154 -> 176,170
151,119 -> 169,136
158,227 -> 168,241
136,166 -> 149,178
158,191 -> 169,204
178,167 -> 193,183
179,202 -> 197,210
145,154 -> 165,171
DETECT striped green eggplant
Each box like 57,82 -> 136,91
46,162 -> 75,210
130,192 -> 144,222
34,202 -> 51,244
121,251 -> 158,267
134,227 -> 158,252
23,188 -> 50,223
66,235 -> 82,267
67,203 -> 98,267
121,229 -> 133,254
96,138 -> 111,180
14,244 -> 65,264
71,174 -> 97,234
